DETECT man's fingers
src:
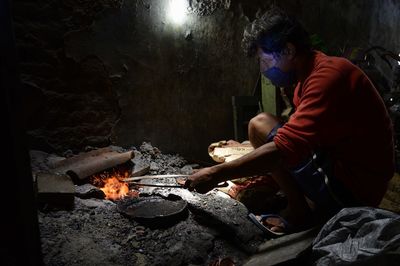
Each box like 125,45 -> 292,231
193,186 -> 210,194
183,179 -> 195,191
184,168 -> 214,193
183,179 -> 212,193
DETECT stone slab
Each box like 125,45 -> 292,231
243,226 -> 321,266
36,172 -> 75,209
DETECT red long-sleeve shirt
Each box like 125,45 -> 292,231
274,51 -> 395,206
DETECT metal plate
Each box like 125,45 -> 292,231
117,194 -> 188,227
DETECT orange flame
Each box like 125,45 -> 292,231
100,177 -> 129,200
90,168 -> 132,200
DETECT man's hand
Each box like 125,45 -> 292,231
184,167 -> 220,194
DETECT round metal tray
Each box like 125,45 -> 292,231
117,194 -> 188,228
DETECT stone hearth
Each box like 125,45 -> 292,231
31,142 -> 266,265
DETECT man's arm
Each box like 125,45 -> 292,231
185,141 -> 283,193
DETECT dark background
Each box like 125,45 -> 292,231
2,0 -> 400,264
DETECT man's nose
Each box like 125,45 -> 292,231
260,62 -> 270,73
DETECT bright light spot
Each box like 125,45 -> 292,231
168,0 -> 188,25
398,53 -> 400,66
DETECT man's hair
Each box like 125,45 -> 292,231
242,7 -> 311,57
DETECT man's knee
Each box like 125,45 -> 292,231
248,113 -> 281,148
248,112 -> 280,136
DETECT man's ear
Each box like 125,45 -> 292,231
286,43 -> 296,60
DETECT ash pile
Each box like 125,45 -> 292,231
31,142 -> 265,266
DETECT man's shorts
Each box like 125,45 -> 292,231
266,123 -> 358,213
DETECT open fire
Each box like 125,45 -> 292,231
90,167 -> 137,200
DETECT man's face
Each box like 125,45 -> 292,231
257,47 -> 292,73
257,45 -> 297,87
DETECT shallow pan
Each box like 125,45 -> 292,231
117,194 -> 188,228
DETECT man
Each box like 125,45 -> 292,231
184,7 -> 395,234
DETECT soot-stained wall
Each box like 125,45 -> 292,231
64,1 -> 260,161
12,0 -> 400,161
13,0 -> 123,153
317,0 -> 400,81
13,0 -> 260,161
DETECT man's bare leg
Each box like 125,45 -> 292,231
248,113 -> 312,231
248,112 -> 279,148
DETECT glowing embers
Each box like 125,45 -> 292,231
90,167 -> 138,201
